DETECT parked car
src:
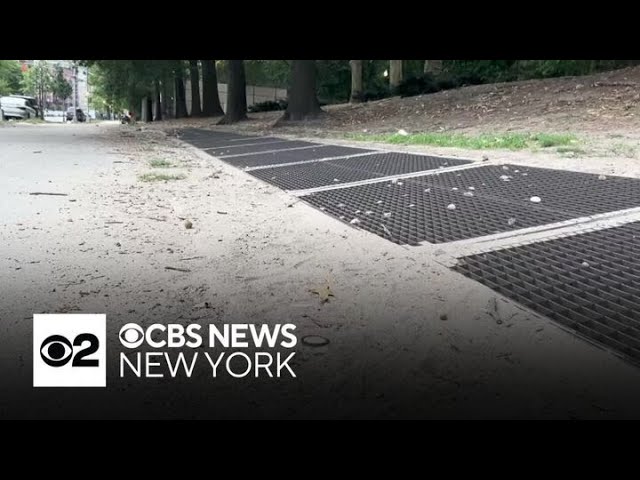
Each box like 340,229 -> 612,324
66,107 -> 87,122
0,96 -> 38,120
9,95 -> 40,117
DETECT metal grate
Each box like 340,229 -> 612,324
178,128 -> 250,146
248,152 -> 472,190
302,179 -> 572,245
406,164 -> 640,217
453,222 -> 640,364
205,140 -> 319,157
221,145 -> 374,169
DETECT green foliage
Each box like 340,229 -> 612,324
149,159 -> 174,168
0,60 -> 22,95
443,60 -> 637,84
346,131 -> 578,150
51,67 -> 72,102
247,99 -> 287,113
138,172 -> 186,182
21,61 -> 53,97
316,60 -> 351,103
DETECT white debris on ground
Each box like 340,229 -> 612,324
599,175 -> 607,180
581,261 -> 590,267
463,191 -> 474,197
507,217 -> 517,226
383,212 -> 392,217
499,175 -> 511,181
530,196 -> 542,203
397,129 -> 409,136
350,218 -> 361,225
447,203 -> 456,210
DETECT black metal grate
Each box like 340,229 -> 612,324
178,128 -> 251,146
221,145 -> 374,169
248,152 -> 472,190
205,140 -> 319,157
453,222 -> 640,364
406,164 -> 640,217
302,179 -> 572,245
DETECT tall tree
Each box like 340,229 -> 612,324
22,61 -> 53,118
218,60 -> 247,124
51,66 -> 72,109
282,60 -> 322,121
188,60 -> 202,117
201,60 -> 224,117
389,60 -> 403,93
350,60 -> 363,103
153,79 -> 162,121
0,60 -> 23,95
174,62 -> 188,118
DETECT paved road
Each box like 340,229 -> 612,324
0,123 -> 115,224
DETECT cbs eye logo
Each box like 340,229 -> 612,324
33,314 -> 106,387
119,323 -> 144,348
40,334 -> 99,367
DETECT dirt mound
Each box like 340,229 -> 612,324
150,66 -> 640,139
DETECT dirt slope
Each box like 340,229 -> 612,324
153,66 -> 640,140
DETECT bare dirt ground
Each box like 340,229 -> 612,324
4,68 -> 640,418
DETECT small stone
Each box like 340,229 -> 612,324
482,155 -> 489,161
530,196 -> 542,203
463,191 -> 474,197
598,174 -> 607,180
350,218 -> 361,225
383,212 -> 392,217
397,129 -> 409,136
447,203 -> 456,210
581,261 -> 590,267
507,217 -> 517,226
439,313 -> 448,321
468,186 -> 475,190
184,220 -> 193,229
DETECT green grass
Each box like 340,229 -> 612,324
149,159 -> 174,168
345,131 -> 578,150
138,172 -> 186,182
556,146 -> 587,155
608,143 -> 637,158
19,117 -> 46,124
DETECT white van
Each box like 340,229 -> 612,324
0,96 -> 38,120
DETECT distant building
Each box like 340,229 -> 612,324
19,60 -> 89,112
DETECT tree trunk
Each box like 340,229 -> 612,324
202,60 -> 224,117
154,79 -> 162,121
281,60 -> 323,121
218,60 -> 248,124
350,60 -> 363,103
141,97 -> 149,122
161,77 -> 172,119
189,60 -> 202,117
424,60 -> 443,75
175,75 -> 188,119
390,60 -> 403,92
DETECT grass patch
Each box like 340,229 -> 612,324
138,172 -> 186,182
19,117 -> 46,124
345,131 -> 578,150
608,143 -> 637,158
556,146 -> 587,155
149,159 -> 174,168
